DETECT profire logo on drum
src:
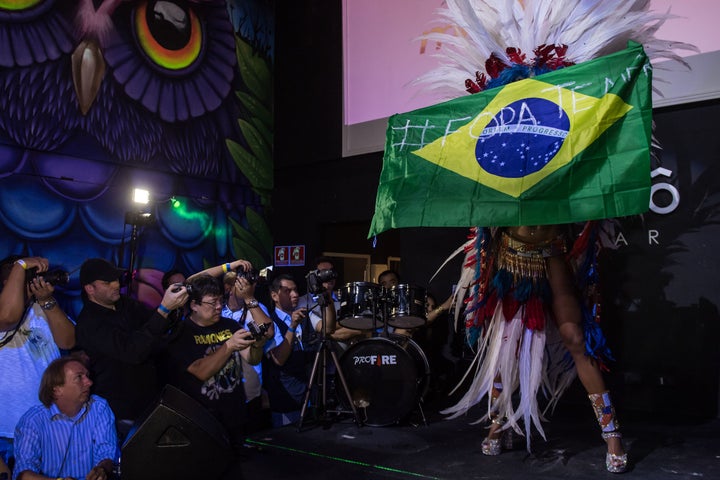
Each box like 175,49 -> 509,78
353,353 -> 398,366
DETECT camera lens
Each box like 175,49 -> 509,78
43,269 -> 70,286
317,269 -> 337,282
25,267 -> 70,286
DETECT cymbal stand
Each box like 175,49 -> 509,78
298,292 -> 362,430
376,287 -> 391,338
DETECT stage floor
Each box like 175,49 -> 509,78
227,404 -> 720,480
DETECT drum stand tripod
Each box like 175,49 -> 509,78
298,292 -> 362,430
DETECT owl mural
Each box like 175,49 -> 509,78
0,0 -> 274,316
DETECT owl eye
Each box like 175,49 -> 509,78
134,0 -> 203,71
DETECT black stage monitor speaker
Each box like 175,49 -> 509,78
121,385 -> 233,480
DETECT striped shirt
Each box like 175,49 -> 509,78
13,395 -> 117,480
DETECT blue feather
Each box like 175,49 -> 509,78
582,305 -> 614,361
492,269 -> 513,299
467,325 -> 482,348
514,277 -> 533,302
487,64 -> 531,89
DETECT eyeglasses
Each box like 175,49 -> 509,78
201,299 -> 223,307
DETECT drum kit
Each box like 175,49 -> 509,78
333,281 -> 431,427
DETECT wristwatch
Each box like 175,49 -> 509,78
40,299 -> 57,310
246,299 -> 259,309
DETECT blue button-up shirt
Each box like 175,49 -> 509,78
13,395 -> 117,480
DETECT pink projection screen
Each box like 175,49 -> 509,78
343,0 -> 720,127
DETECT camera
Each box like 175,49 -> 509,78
171,283 -> 193,294
246,320 -> 269,340
236,266 -> 259,285
26,267 -> 70,287
305,268 -> 337,295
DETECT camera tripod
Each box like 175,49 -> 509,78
297,291 -> 362,430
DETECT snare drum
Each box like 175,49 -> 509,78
337,335 -> 429,426
386,284 -> 427,329
338,282 -> 382,330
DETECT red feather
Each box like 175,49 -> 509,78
524,296 -> 545,330
485,53 -> 507,78
502,293 -> 520,321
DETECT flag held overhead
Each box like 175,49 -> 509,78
369,42 -> 652,237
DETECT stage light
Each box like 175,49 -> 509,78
133,188 -> 150,205
171,196 -> 181,208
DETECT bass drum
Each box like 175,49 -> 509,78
337,336 -> 429,426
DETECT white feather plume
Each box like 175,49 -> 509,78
414,0 -> 698,100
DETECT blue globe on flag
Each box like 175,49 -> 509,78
476,98 -> 570,178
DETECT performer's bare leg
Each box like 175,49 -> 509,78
546,256 -> 625,460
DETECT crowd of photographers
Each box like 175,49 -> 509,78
1,252 -> 464,479
0,254 -> 331,480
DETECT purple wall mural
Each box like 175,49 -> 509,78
0,0 -> 274,317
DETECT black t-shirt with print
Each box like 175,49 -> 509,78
163,316 -> 247,430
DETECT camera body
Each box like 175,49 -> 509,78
25,267 -> 69,287
305,268 -> 337,295
171,283 -> 193,295
236,267 -> 259,285
246,320 -> 269,340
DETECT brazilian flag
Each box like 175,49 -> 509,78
369,42 -> 652,237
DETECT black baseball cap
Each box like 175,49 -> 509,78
79,258 -> 126,286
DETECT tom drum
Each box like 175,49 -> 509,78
338,282 -> 382,330
386,284 -> 427,329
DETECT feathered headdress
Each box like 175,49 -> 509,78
416,0 -> 697,99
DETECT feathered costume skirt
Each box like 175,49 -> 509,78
442,227 -> 609,451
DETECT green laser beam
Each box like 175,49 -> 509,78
245,438 -> 442,479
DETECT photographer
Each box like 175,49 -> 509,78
75,257 -> 188,440
299,257 -> 367,346
262,274 -> 314,427
0,255 -> 75,471
298,257 -> 338,340
162,275 -> 265,448
222,269 -> 274,425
